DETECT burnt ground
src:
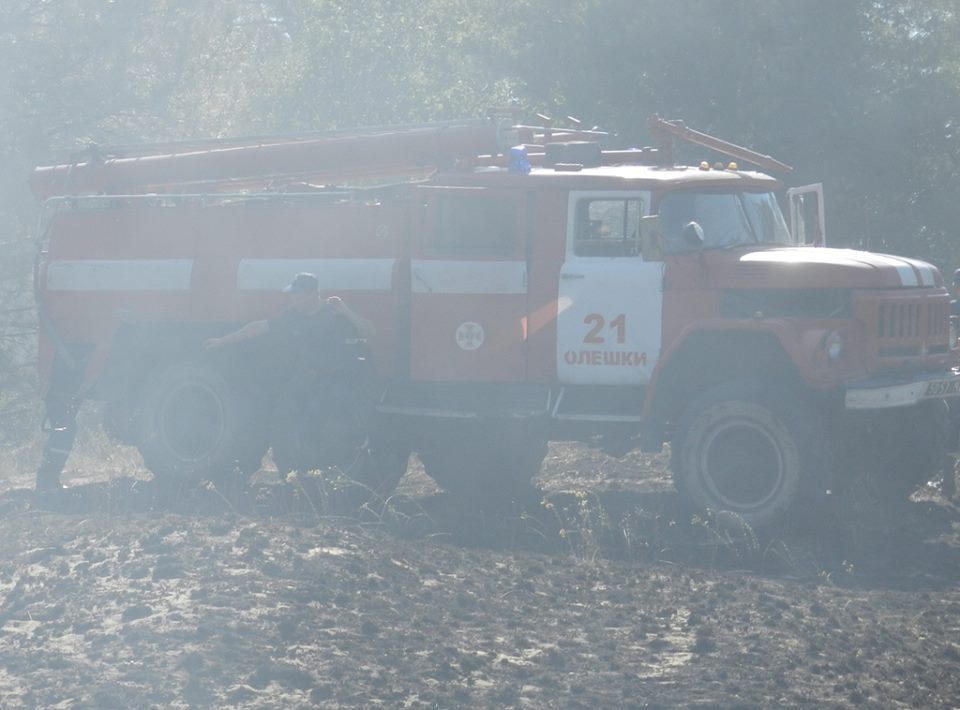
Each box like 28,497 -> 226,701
0,431 -> 959,709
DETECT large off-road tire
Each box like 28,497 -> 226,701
137,363 -> 265,482
671,380 -> 829,529
417,419 -> 548,508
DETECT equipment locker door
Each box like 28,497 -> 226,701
557,191 -> 662,385
410,187 -> 527,382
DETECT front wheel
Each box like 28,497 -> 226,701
671,380 -> 828,529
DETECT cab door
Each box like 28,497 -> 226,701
410,186 -> 527,382
556,191 -> 662,385
787,183 -> 825,246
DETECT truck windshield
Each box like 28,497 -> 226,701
658,191 -> 790,252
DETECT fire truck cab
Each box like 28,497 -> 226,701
31,115 -> 960,527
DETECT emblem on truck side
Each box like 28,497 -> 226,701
455,321 -> 485,351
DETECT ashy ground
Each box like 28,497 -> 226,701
0,437 -> 958,709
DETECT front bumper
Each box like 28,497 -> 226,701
844,370 -> 960,410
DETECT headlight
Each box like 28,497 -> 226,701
825,330 -> 845,362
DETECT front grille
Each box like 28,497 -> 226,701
869,296 -> 951,367
877,301 -> 949,341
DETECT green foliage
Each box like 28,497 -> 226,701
237,0 -> 533,130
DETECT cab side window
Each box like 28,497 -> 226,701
573,198 -> 643,257
430,195 -> 517,256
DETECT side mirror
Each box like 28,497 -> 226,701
683,221 -> 705,248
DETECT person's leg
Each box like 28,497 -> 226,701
269,398 -> 304,476
36,398 -> 78,492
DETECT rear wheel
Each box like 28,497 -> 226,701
671,380 -> 828,529
137,363 -> 264,482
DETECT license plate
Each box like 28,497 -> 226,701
925,379 -> 960,397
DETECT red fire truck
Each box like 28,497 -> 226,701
30,114 -> 960,527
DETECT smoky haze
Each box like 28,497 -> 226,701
1,2 -> 960,707
5,1 -> 960,430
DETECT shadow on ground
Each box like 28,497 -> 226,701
11,470 -> 960,592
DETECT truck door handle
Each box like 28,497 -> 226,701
561,272 -> 585,280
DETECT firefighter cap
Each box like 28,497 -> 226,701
282,272 -> 319,293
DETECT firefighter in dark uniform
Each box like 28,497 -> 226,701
203,272 -> 375,473
34,355 -> 85,493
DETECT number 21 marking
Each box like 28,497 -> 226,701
583,313 -> 626,344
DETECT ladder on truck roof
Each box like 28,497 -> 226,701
31,113 -> 795,198
30,119 -> 504,198
30,111 -> 629,199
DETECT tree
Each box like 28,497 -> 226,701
236,0 -> 534,131
516,0 -> 960,269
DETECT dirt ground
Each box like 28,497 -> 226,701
0,435 -> 958,709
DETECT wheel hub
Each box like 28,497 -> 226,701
159,382 -> 226,461
699,418 -> 784,510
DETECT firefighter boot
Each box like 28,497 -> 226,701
34,464 -> 65,494
34,421 -> 76,493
